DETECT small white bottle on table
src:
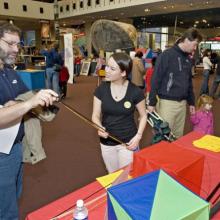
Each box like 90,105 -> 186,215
73,199 -> 88,220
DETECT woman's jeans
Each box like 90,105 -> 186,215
0,142 -> 23,220
200,69 -> 210,95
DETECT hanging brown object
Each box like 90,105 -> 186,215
90,19 -> 137,52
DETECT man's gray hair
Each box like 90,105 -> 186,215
0,21 -> 21,38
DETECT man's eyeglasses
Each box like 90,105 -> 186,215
0,38 -> 21,48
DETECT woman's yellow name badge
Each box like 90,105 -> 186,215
124,101 -> 131,109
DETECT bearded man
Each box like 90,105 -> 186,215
0,22 -> 58,219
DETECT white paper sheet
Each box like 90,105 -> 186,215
0,105 -> 21,154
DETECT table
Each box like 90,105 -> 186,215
17,69 -> 45,90
25,181 -> 107,220
26,132 -> 220,220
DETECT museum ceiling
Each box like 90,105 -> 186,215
1,0 -> 220,34
57,0 -> 220,30
133,7 -> 220,30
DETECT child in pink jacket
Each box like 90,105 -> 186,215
190,94 -> 214,135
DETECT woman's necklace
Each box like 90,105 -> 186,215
111,81 -> 127,100
114,88 -> 122,100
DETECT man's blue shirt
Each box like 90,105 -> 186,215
0,67 -> 28,143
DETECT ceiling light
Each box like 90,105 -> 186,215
195,21 -> 199,24
189,3 -> 193,6
145,8 -> 150,12
180,21 -> 184,24
194,24 -> 197,27
202,19 -> 207,23
163,6 -> 167,9
171,5 -> 174,9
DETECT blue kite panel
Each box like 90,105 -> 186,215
107,193 -> 118,220
108,170 -> 160,220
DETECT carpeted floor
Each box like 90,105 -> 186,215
19,72 -> 220,219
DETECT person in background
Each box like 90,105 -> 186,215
0,21 -> 58,220
92,52 -> 146,173
189,50 -> 196,77
59,64 -> 70,99
210,54 -> 220,99
74,54 -> 82,76
148,28 -> 202,138
95,53 -> 106,86
210,51 -> 218,70
131,51 -> 145,89
95,53 -> 105,75
200,47 -> 204,63
50,43 -> 63,94
190,94 -> 214,135
40,43 -> 62,96
155,48 -> 162,57
145,57 -> 157,104
200,49 -> 212,95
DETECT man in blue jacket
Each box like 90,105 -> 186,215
40,43 -> 63,96
148,28 -> 202,138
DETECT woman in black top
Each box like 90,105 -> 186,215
92,52 -> 146,173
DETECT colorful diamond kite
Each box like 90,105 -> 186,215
107,170 -> 209,220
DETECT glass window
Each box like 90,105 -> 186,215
80,1 -> 83,8
40,7 -> 44,13
4,2 -> 9,9
23,5 -> 27,12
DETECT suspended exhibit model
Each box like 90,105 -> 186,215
90,19 -> 137,52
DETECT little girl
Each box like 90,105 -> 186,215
190,94 -> 214,135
